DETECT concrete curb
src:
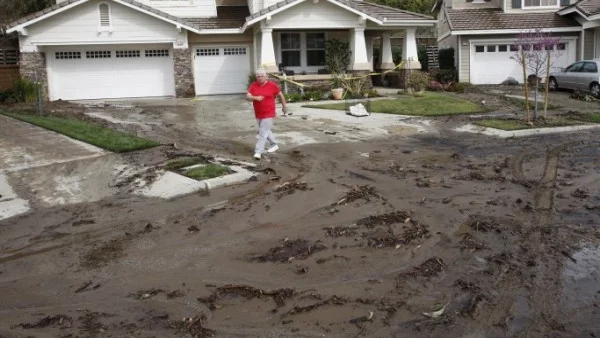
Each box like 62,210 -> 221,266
454,123 -> 600,138
183,159 -> 256,191
0,174 -> 31,221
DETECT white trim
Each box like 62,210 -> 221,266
451,27 -> 582,35
437,30 -> 451,42
6,0 -> 201,35
557,7 -> 579,15
32,39 -> 178,46
6,0 -> 84,34
324,0 -> 382,24
245,0 -> 308,27
195,28 -> 243,34
378,20 -> 437,26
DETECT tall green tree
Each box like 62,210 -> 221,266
1,0 -> 54,26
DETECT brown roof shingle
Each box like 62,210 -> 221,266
185,6 -> 250,29
572,0 -> 600,16
247,0 -> 434,22
447,8 -> 580,31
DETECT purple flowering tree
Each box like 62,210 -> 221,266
511,29 -> 562,122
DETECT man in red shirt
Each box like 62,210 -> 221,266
246,68 -> 288,160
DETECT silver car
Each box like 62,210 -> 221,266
549,59 -> 600,97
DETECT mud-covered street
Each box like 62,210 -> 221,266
1,89 -> 599,337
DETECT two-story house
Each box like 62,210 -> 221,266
4,0 -> 435,100
434,0 -> 600,84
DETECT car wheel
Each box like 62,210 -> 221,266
590,82 -> 600,97
549,77 -> 559,91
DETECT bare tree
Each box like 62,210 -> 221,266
511,29 -> 562,122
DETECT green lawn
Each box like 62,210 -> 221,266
184,164 -> 231,180
2,111 -> 160,153
304,92 -> 486,116
164,156 -> 209,170
475,113 -> 600,131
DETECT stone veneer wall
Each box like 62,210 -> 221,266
173,49 -> 195,98
19,52 -> 48,100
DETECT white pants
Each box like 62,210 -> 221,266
255,118 -> 277,154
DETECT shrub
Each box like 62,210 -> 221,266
448,82 -> 472,93
438,48 -> 455,69
364,89 -> 379,98
12,77 -> 40,103
418,45 -> 429,71
428,80 -> 452,92
433,69 -> 457,83
339,75 -> 367,98
303,90 -> 324,101
247,73 -> 257,87
325,39 -> 351,74
392,46 -> 403,65
406,71 -> 430,92
284,92 -> 304,102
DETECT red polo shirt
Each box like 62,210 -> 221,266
248,80 -> 281,119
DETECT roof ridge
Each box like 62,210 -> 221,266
349,0 -> 435,19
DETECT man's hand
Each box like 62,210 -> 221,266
282,106 -> 289,116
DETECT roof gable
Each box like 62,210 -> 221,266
245,0 -> 434,26
6,0 -> 200,33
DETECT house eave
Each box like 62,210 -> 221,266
451,26 -> 582,35
379,19 -> 437,26
195,28 -> 244,34
6,0 -> 202,35
30,38 -> 178,46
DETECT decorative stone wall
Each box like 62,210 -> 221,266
19,52 -> 48,100
173,49 -> 195,98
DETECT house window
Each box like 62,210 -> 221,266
196,48 -> 219,56
98,3 -> 111,28
498,45 -> 508,52
487,45 -> 496,52
475,45 -> 484,53
86,51 -> 111,58
306,33 -> 325,66
223,47 -> 246,55
145,49 -> 169,57
510,45 -> 519,52
56,52 -> 81,59
556,43 -> 566,50
116,50 -> 141,58
523,0 -> 557,7
281,33 -> 301,67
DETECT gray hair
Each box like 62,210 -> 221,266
255,68 -> 267,76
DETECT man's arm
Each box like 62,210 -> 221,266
277,92 -> 288,115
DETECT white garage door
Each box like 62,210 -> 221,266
47,45 -> 175,100
470,42 -> 575,84
194,46 -> 250,95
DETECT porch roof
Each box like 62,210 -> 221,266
558,0 -> 600,17
446,8 -> 581,32
245,0 -> 435,26
184,6 -> 250,29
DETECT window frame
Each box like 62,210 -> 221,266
278,31 -> 327,73
522,0 -> 559,9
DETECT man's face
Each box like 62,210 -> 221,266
256,74 -> 268,85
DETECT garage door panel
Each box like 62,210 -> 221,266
194,46 -> 250,95
470,42 -> 573,85
48,46 -> 175,100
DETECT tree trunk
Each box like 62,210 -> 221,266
544,50 -> 550,118
521,50 -> 530,123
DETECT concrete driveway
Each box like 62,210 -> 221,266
0,115 -> 108,220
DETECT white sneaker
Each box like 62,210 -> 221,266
253,153 -> 261,160
267,145 -> 279,153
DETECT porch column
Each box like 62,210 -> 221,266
366,34 -> 375,71
349,27 -> 370,70
379,31 -> 395,70
260,28 -> 278,73
401,27 -> 421,69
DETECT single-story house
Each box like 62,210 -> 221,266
4,0 -> 435,100
434,0 -> 600,84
